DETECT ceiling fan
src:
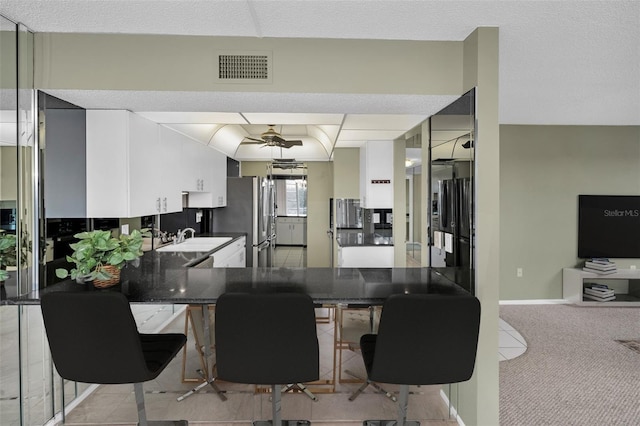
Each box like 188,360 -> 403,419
240,125 -> 303,149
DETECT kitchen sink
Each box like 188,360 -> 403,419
156,237 -> 232,252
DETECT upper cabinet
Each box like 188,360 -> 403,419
360,141 -> 393,208
181,139 -> 210,192
159,130 -> 227,209
158,126 -> 185,213
187,143 -> 227,208
85,110 -> 227,217
86,110 -> 178,217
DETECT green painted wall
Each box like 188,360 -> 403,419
500,124 -> 640,300
332,148 -> 360,199
306,162 -> 332,267
457,27 -> 500,426
35,33 -> 462,95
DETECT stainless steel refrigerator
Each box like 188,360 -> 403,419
334,199 -> 362,229
437,177 -> 472,267
211,177 -> 275,267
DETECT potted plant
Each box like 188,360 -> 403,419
0,231 -> 17,282
55,228 -> 150,288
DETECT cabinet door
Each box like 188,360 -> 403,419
187,145 -> 214,208
289,219 -> 302,245
210,148 -> 227,207
128,113 -> 161,217
158,126 -> 183,213
181,138 -> 202,192
276,219 -> 292,245
86,110 -> 130,218
360,141 -> 393,208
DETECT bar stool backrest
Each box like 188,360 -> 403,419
369,293 -> 481,386
215,292 -> 319,385
41,291 -> 150,384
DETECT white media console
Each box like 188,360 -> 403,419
562,268 -> 640,306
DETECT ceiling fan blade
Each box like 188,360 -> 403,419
245,137 -> 264,142
272,134 -> 286,144
281,140 -> 303,148
240,139 -> 265,145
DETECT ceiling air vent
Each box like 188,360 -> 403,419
215,51 -> 272,84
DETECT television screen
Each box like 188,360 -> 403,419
578,195 -> 640,259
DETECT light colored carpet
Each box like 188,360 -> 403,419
499,304 -> 640,426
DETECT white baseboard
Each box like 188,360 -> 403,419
499,299 -> 569,305
439,389 -> 466,426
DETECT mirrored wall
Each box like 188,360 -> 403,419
429,89 -> 476,294
0,14 -> 65,426
405,130 -> 422,266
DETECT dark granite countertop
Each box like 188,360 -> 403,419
2,232 -> 473,306
3,266 -> 469,307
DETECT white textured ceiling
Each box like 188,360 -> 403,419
2,0 -> 639,159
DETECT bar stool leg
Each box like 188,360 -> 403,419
345,370 -> 397,402
272,384 -> 282,426
134,382 -> 148,426
281,383 -> 318,401
397,384 -> 409,426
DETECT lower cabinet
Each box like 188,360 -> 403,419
338,246 -> 394,267
211,236 -> 246,267
275,217 -> 306,246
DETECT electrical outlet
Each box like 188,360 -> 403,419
121,224 -> 129,235
516,268 -> 523,278
631,265 -> 637,270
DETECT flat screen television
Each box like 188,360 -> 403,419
578,195 -> 640,259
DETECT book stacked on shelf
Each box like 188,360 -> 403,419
583,258 -> 617,275
583,283 -> 616,302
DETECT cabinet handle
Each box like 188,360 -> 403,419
156,198 -> 161,212
163,197 -> 167,212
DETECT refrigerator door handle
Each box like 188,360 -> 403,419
253,240 -> 269,249
253,235 -> 275,249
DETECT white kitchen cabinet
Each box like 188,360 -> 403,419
86,110 -> 183,217
158,126 -> 184,213
360,140 -> 393,208
211,236 -> 246,267
188,145 -> 227,208
337,245 -> 394,267
182,141 -> 210,192
276,217 -> 306,246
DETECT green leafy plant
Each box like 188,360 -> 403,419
0,231 -> 17,281
55,228 -> 150,282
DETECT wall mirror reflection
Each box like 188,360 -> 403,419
271,160 -> 307,268
429,89 -> 475,294
405,129 -> 422,266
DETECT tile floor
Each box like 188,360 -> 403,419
498,317 -> 528,361
273,245 -> 307,268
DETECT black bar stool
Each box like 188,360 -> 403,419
352,293 -> 481,426
215,292 -> 320,426
41,291 -> 188,426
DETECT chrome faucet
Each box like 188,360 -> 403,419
175,227 -> 196,244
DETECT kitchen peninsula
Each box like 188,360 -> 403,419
4,236 -> 469,306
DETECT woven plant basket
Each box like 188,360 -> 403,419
93,264 -> 121,288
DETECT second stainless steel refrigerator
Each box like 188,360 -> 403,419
211,177 -> 275,267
